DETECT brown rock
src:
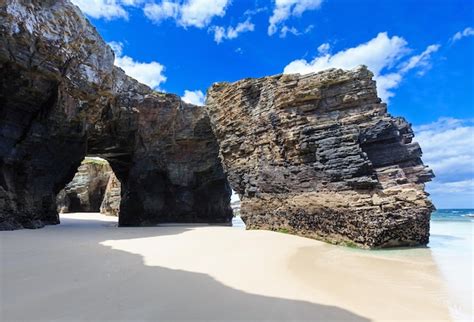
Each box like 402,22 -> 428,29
206,67 -> 434,248
57,158 -> 112,213
100,172 -> 121,216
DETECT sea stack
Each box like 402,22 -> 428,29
206,68 -> 434,248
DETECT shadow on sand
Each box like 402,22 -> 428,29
1,215 -> 370,321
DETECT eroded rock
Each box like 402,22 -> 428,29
0,0 -> 434,249
57,158 -> 112,213
0,0 -> 232,229
206,67 -> 434,248
100,172 -> 121,216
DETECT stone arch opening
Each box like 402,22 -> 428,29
56,157 -> 121,216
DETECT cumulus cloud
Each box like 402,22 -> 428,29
182,90 -> 205,105
268,0 -> 323,36
283,32 -> 440,102
415,118 -> 474,179
71,0 -> 143,20
415,117 -> 474,207
209,19 -> 255,43
144,0 -> 230,28
109,41 -> 166,89
451,27 -> 474,43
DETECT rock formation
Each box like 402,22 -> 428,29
206,68 -> 434,248
100,172 -> 121,216
0,0 -> 434,248
57,158 -> 112,213
0,0 -> 232,230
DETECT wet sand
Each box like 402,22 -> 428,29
0,213 -> 455,321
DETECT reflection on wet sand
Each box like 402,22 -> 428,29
290,245 -> 451,321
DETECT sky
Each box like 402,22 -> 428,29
71,0 -> 474,208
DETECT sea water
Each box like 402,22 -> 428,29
430,209 -> 473,321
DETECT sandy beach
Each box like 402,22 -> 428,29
0,213 -> 464,321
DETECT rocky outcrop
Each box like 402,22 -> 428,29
0,0 -> 434,248
206,67 -> 434,248
57,158 -> 112,213
0,0 -> 232,230
100,172 -> 121,216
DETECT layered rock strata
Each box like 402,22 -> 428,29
0,0 -> 232,229
0,0 -> 434,249
206,67 -> 434,248
100,172 -> 121,216
57,158 -> 112,213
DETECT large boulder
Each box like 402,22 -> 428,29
206,67 -> 434,248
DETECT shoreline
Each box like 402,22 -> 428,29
1,213 -> 470,321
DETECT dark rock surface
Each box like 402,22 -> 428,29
0,0 -> 232,230
0,0 -> 434,248
57,158 -> 112,213
206,67 -> 434,248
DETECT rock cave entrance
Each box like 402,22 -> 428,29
57,157 -> 121,217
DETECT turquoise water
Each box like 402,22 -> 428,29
431,209 -> 474,222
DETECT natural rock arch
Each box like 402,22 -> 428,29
0,0 -> 233,230
56,157 -> 126,216
0,0 -> 434,248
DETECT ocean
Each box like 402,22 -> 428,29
432,208 -> 474,222
429,209 -> 473,321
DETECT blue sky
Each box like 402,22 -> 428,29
72,0 -> 473,208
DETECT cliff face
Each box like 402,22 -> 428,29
206,67 -> 434,248
0,0 -> 434,248
0,0 -> 232,230
57,159 -> 112,213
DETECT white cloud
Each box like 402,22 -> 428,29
283,32 -> 440,102
209,19 -> 255,43
399,44 -> 440,75
71,0 -> 142,20
182,90 -> 205,106
415,118 -> 474,208
268,0 -> 323,36
109,41 -> 166,89
415,118 -> 474,178
427,180 -> 474,194
279,24 -> 314,38
143,1 -> 180,21
451,27 -> 474,43
144,0 -> 230,28
244,7 -> 267,16
279,25 -> 300,38
317,42 -> 330,55
108,41 -> 124,56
